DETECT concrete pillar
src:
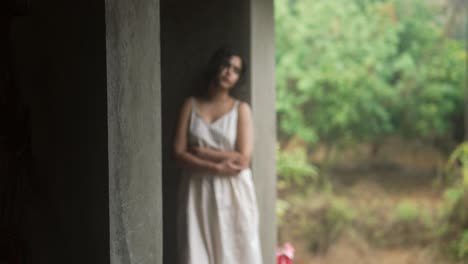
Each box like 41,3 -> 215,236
106,0 -> 162,263
249,0 -> 277,263
13,0 -> 162,263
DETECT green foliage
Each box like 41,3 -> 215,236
275,0 -> 466,146
276,198 -> 290,226
391,0 -> 466,140
446,142 -> 468,186
440,145 -> 468,261
327,196 -> 357,228
456,230 -> 468,260
444,193 -> 468,261
277,145 -> 318,185
353,199 -> 437,247
302,195 -> 356,253
444,187 -> 465,207
394,200 -> 420,222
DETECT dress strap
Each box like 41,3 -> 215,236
191,97 -> 198,114
233,100 -> 239,111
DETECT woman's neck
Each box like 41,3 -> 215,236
206,84 -> 231,102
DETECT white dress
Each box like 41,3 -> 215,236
178,98 -> 263,264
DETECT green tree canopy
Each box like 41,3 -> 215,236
276,0 -> 466,146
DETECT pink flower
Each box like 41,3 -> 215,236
277,243 -> 295,264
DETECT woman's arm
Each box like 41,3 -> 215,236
189,146 -> 248,167
173,98 -> 242,175
189,102 -> 253,169
235,101 -> 254,167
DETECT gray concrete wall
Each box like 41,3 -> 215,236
9,0 -> 163,263
106,0 -> 163,263
161,0 -> 276,263
250,0 -> 277,263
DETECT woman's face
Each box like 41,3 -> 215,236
216,55 -> 242,90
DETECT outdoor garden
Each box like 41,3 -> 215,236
275,0 -> 468,263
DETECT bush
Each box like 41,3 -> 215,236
277,145 -> 318,187
445,142 -> 468,186
456,230 -> 468,260
440,143 -> 468,261
394,200 -> 419,222
297,194 -> 355,253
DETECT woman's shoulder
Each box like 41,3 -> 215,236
182,96 -> 199,106
233,98 -> 250,107
185,96 -> 196,103
234,99 -> 252,115
179,96 -> 196,114
190,95 -> 209,106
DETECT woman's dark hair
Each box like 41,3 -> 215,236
204,47 -> 248,91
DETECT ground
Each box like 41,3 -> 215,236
278,137 -> 463,264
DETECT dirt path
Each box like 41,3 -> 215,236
280,167 -> 455,264
277,137 -> 465,263
305,233 -> 449,264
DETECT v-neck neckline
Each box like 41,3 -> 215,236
192,98 -> 238,126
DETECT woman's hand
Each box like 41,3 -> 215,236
189,145 -> 249,175
190,146 -> 249,168
216,159 -> 244,176
229,157 -> 249,170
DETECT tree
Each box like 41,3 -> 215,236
276,0 -> 466,148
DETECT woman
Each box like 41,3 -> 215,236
174,47 -> 263,264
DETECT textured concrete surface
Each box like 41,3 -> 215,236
10,0 -> 162,263
250,2 -> 277,263
106,0 -> 162,263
